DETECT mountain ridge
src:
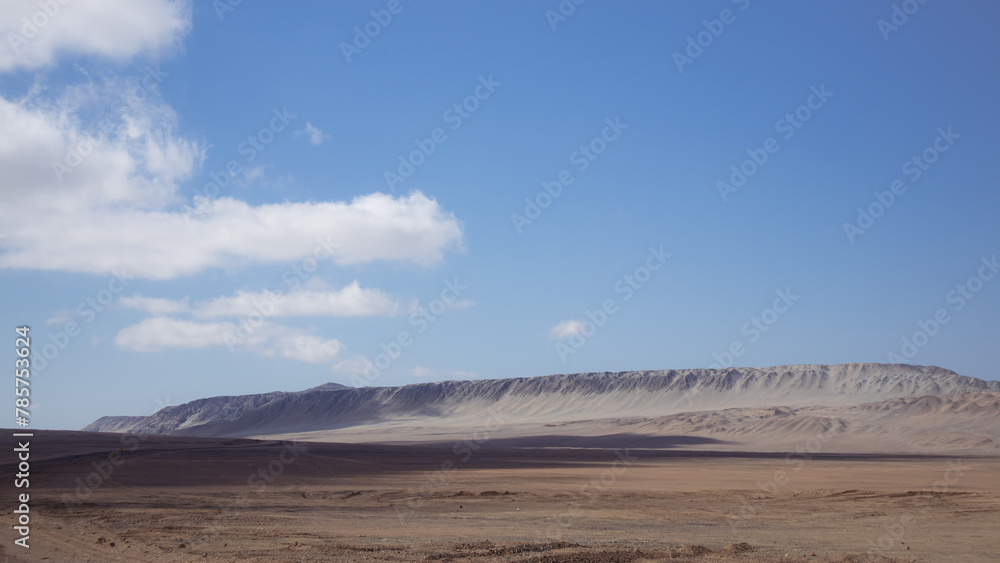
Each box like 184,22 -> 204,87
84,363 -> 998,439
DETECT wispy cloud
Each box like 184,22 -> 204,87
118,282 -> 399,319
330,355 -> 374,377
119,294 -> 190,315
407,297 -> 475,314
549,319 -> 585,340
45,314 -> 72,325
296,121 -> 330,145
114,316 -> 343,364
410,366 -> 477,379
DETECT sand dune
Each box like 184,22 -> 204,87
631,391 -> 1000,453
264,391 -> 998,455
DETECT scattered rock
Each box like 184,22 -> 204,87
725,542 -> 755,554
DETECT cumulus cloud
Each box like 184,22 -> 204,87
119,294 -> 189,315
4,0 -> 464,371
114,316 -> 343,364
0,90 -> 465,279
0,14 -> 464,280
296,121 -> 330,145
0,80 -> 201,211
0,0 -> 191,72
549,319 -> 585,340
115,282 -> 396,364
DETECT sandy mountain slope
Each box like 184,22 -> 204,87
83,364 -> 998,453
627,390 -> 1000,453
261,391 -> 1000,455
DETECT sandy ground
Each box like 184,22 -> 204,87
1,431 -> 998,562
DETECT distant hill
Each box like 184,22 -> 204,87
84,364 -> 998,449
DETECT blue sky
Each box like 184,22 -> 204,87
1,0 -> 997,431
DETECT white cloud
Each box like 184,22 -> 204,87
330,355 -> 374,377
233,164 -> 265,186
119,294 -> 189,315
193,282 -> 398,318
449,299 -> 475,310
45,314 -> 71,325
296,121 -> 330,145
118,282 -> 397,319
114,316 -> 343,364
3,0 -> 464,373
114,317 -> 235,352
268,332 -> 342,364
0,80 -> 201,209
0,89 -> 465,279
549,319 -> 585,340
0,0 -> 191,72
0,21 -> 464,281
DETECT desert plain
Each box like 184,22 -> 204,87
3,365 -> 999,562
0,431 -> 997,562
